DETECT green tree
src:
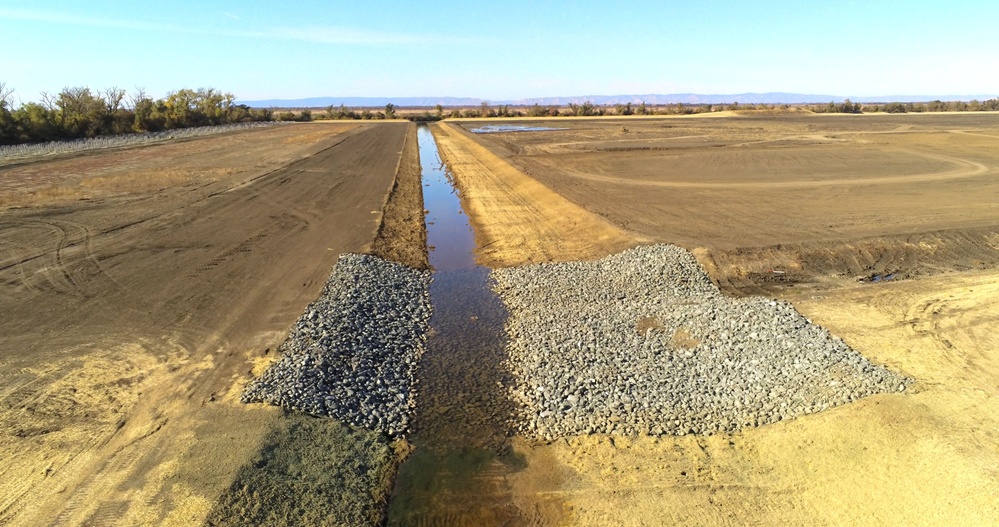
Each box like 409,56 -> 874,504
885,102 -> 907,113
12,103 -> 60,142
384,103 -> 396,119
326,104 -> 357,120
0,82 -> 15,143
615,102 -> 633,115
99,87 -> 130,133
567,101 -> 596,116
56,87 -> 107,136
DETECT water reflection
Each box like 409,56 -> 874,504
388,126 -> 528,526
469,124 -> 567,134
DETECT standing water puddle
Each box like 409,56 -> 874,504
387,126 -> 532,525
469,124 -> 567,133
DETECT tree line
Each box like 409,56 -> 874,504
0,83 -> 272,145
294,98 -> 999,121
5,81 -> 998,145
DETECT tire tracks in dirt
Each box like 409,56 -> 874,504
0,123 -> 412,526
529,147 -> 990,189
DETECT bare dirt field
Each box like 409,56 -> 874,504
4,113 -> 997,526
451,113 -> 999,293
0,122 -> 424,526
434,114 -> 999,526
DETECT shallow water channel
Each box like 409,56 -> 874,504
387,126 -> 529,525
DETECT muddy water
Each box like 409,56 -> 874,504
387,126 -> 546,526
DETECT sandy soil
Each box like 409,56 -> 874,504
0,122 -> 419,526
430,123 -> 636,267
5,112 -> 997,526
501,270 -> 999,526
460,113 -> 999,291
439,114 -> 999,526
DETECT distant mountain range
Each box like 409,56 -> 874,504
242,92 -> 999,108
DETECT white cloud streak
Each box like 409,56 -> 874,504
0,7 -> 474,46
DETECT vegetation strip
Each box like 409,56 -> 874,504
493,244 -> 910,440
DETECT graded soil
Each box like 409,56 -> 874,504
456,113 -> 999,291
437,113 -> 999,526
430,122 -> 635,267
0,121 -> 426,526
5,112 -> 998,527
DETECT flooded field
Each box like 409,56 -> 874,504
469,125 -> 566,134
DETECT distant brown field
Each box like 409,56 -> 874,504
432,114 -> 999,526
454,113 -> 999,292
0,121 -> 422,526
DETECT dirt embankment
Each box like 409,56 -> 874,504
459,114 -> 999,292
371,123 -> 429,270
0,122 -> 423,526
439,115 -> 999,526
696,225 -> 999,296
430,122 -> 636,267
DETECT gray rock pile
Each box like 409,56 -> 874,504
243,253 -> 431,438
492,244 -> 909,440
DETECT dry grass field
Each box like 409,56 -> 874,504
430,114 -> 999,526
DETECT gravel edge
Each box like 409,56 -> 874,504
242,253 -> 431,438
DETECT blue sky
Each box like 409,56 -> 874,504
1,0 -> 996,103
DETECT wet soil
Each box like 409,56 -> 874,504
204,412 -> 405,527
387,126 -> 561,526
372,124 -> 430,270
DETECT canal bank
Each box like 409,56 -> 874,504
387,125 -> 557,526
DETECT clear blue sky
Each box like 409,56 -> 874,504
1,0 -> 996,103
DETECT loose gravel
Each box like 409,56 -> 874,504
492,244 -> 910,440
243,253 -> 431,438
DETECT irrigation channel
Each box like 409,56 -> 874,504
387,126 -> 530,525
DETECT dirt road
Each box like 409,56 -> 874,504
0,122 -> 415,526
